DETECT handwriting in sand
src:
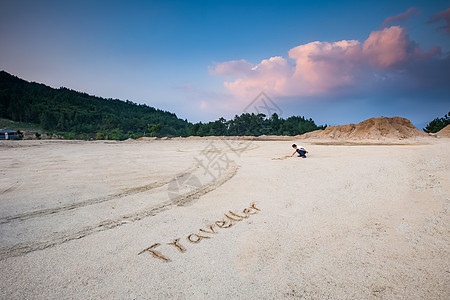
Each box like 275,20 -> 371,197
138,203 -> 260,262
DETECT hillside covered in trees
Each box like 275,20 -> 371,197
0,71 -> 189,139
0,71 -> 325,139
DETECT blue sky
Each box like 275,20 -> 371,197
1,0 -> 449,128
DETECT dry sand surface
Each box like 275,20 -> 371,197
436,124 -> 450,138
0,138 -> 449,299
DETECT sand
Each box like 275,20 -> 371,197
303,117 -> 428,140
0,138 -> 449,299
436,124 -> 450,138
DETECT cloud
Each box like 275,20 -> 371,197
208,59 -> 253,77
428,8 -> 450,34
220,56 -> 294,97
210,26 -> 442,100
362,26 -> 440,68
200,100 -> 208,110
288,40 -> 362,94
381,7 -> 419,28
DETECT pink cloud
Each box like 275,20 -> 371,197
200,100 -> 208,110
363,26 -> 441,68
381,7 -> 420,28
428,8 -> 450,34
208,59 -> 253,77
288,40 -> 362,94
210,26 -> 441,100
222,56 -> 294,97
363,26 -> 411,68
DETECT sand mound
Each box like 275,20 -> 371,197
303,116 -> 427,140
436,124 -> 450,138
122,138 -> 137,143
253,135 -> 294,141
136,137 -> 157,141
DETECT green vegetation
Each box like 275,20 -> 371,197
423,112 -> 450,133
0,71 -> 189,139
0,117 -> 42,132
188,113 -> 325,136
0,71 -> 325,140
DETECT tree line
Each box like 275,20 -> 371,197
0,70 -> 323,139
187,113 -> 325,137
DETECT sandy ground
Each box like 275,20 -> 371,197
0,138 -> 449,299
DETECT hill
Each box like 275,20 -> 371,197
0,71 -> 189,139
302,117 -> 428,140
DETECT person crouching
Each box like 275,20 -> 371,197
292,144 -> 308,158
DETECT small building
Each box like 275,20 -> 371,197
0,129 -> 20,140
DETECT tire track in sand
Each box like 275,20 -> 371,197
0,163 -> 238,260
0,165 -> 199,225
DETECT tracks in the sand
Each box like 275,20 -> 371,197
0,165 -> 198,225
0,162 -> 239,260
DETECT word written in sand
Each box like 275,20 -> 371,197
138,203 -> 261,262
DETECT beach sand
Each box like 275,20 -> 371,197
0,138 -> 449,299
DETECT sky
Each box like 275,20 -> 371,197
1,0 -> 449,128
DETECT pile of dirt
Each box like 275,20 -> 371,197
136,137 -> 157,141
436,124 -> 450,138
252,135 -> 294,141
121,138 -> 137,143
302,117 -> 428,140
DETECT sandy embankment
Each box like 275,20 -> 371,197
0,136 -> 449,299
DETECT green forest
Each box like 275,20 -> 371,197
0,71 -> 326,140
0,71 -> 189,139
